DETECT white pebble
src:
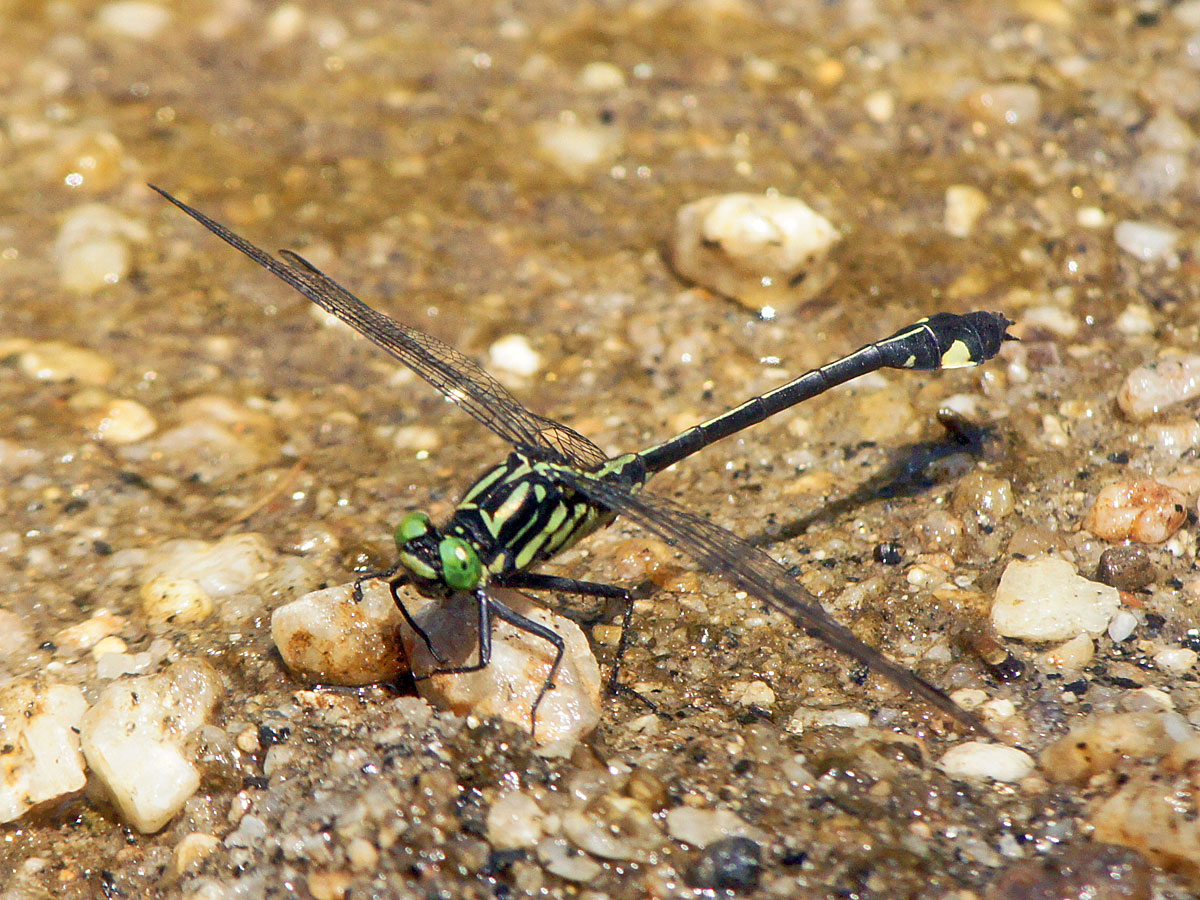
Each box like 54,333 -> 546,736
0,439 -> 44,472
726,680 -> 776,707
535,120 -> 622,180
173,833 -> 221,874
664,806 -> 759,848
54,609 -> 127,652
1126,152 -> 1186,201
1114,303 -> 1155,336
54,204 -> 147,294
991,556 -> 1119,641
1036,633 -> 1095,671
1108,610 -> 1138,642
271,580 -> 408,686
965,82 -> 1042,126
938,742 -> 1035,782
0,681 -> 88,824
1020,305 -> 1079,338
0,609 -> 36,658
1114,219 -> 1180,262
486,791 -> 545,850
1153,647 -> 1198,674
785,706 -> 871,732
1117,354 -> 1200,421
95,1 -> 171,39
85,398 -> 157,444
140,533 -> 272,598
140,575 -> 215,624
578,61 -> 625,92
672,192 -> 840,310
488,334 -> 541,377
944,185 -> 988,238
19,341 -> 115,384
79,659 -> 224,833
863,89 -> 895,123
537,838 -> 602,882
1076,206 -> 1107,228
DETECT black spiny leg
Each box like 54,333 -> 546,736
486,595 -> 565,738
501,572 -> 658,713
405,588 -> 494,678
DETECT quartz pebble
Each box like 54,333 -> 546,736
671,192 -> 840,311
79,659 -> 224,832
486,790 -> 545,850
95,1 -> 172,39
1083,478 -> 1187,544
1117,354 -> 1200,421
664,806 -> 762,848
140,533 -> 273,598
53,609 -> 127,652
18,341 -> 115,384
1113,219 -> 1180,262
84,398 -> 157,444
944,184 -> 989,238
0,609 -> 36,659
991,556 -> 1119,641
1152,647 -> 1198,674
396,585 -> 601,746
1091,737 -> 1200,878
938,741 -> 1035,782
1040,711 -> 1168,783
488,334 -> 541,377
140,575 -> 215,624
785,706 -> 871,732
535,120 -> 622,180
1108,610 -> 1138,643
173,832 -> 221,874
964,82 -> 1042,126
121,395 -> 277,483
0,680 -> 88,823
271,580 -> 409,686
54,203 -> 147,294
1036,633 -> 1094,672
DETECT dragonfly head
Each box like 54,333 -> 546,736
393,511 -> 484,594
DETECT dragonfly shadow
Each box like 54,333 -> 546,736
748,413 -> 1005,551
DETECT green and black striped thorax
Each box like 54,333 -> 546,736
394,450 -> 648,595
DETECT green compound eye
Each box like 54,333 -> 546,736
439,537 -> 482,591
395,511 -> 432,549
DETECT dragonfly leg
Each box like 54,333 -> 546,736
486,595 -> 566,739
352,561 -> 404,603
500,572 -> 658,714
388,579 -> 451,666
408,588 -> 494,677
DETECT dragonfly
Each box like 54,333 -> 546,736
151,185 -> 1012,736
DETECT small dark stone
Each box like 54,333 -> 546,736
1062,679 -> 1088,696
685,836 -> 762,892
1096,546 -> 1155,591
258,724 -> 291,747
991,652 -> 1026,681
874,541 -> 903,565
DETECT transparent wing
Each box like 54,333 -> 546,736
555,468 -> 984,732
152,186 -> 609,471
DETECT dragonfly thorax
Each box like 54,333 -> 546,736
394,510 -> 484,594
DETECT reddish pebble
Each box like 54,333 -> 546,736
1083,478 -> 1187,544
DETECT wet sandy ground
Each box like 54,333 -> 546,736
2,1 -> 1200,897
